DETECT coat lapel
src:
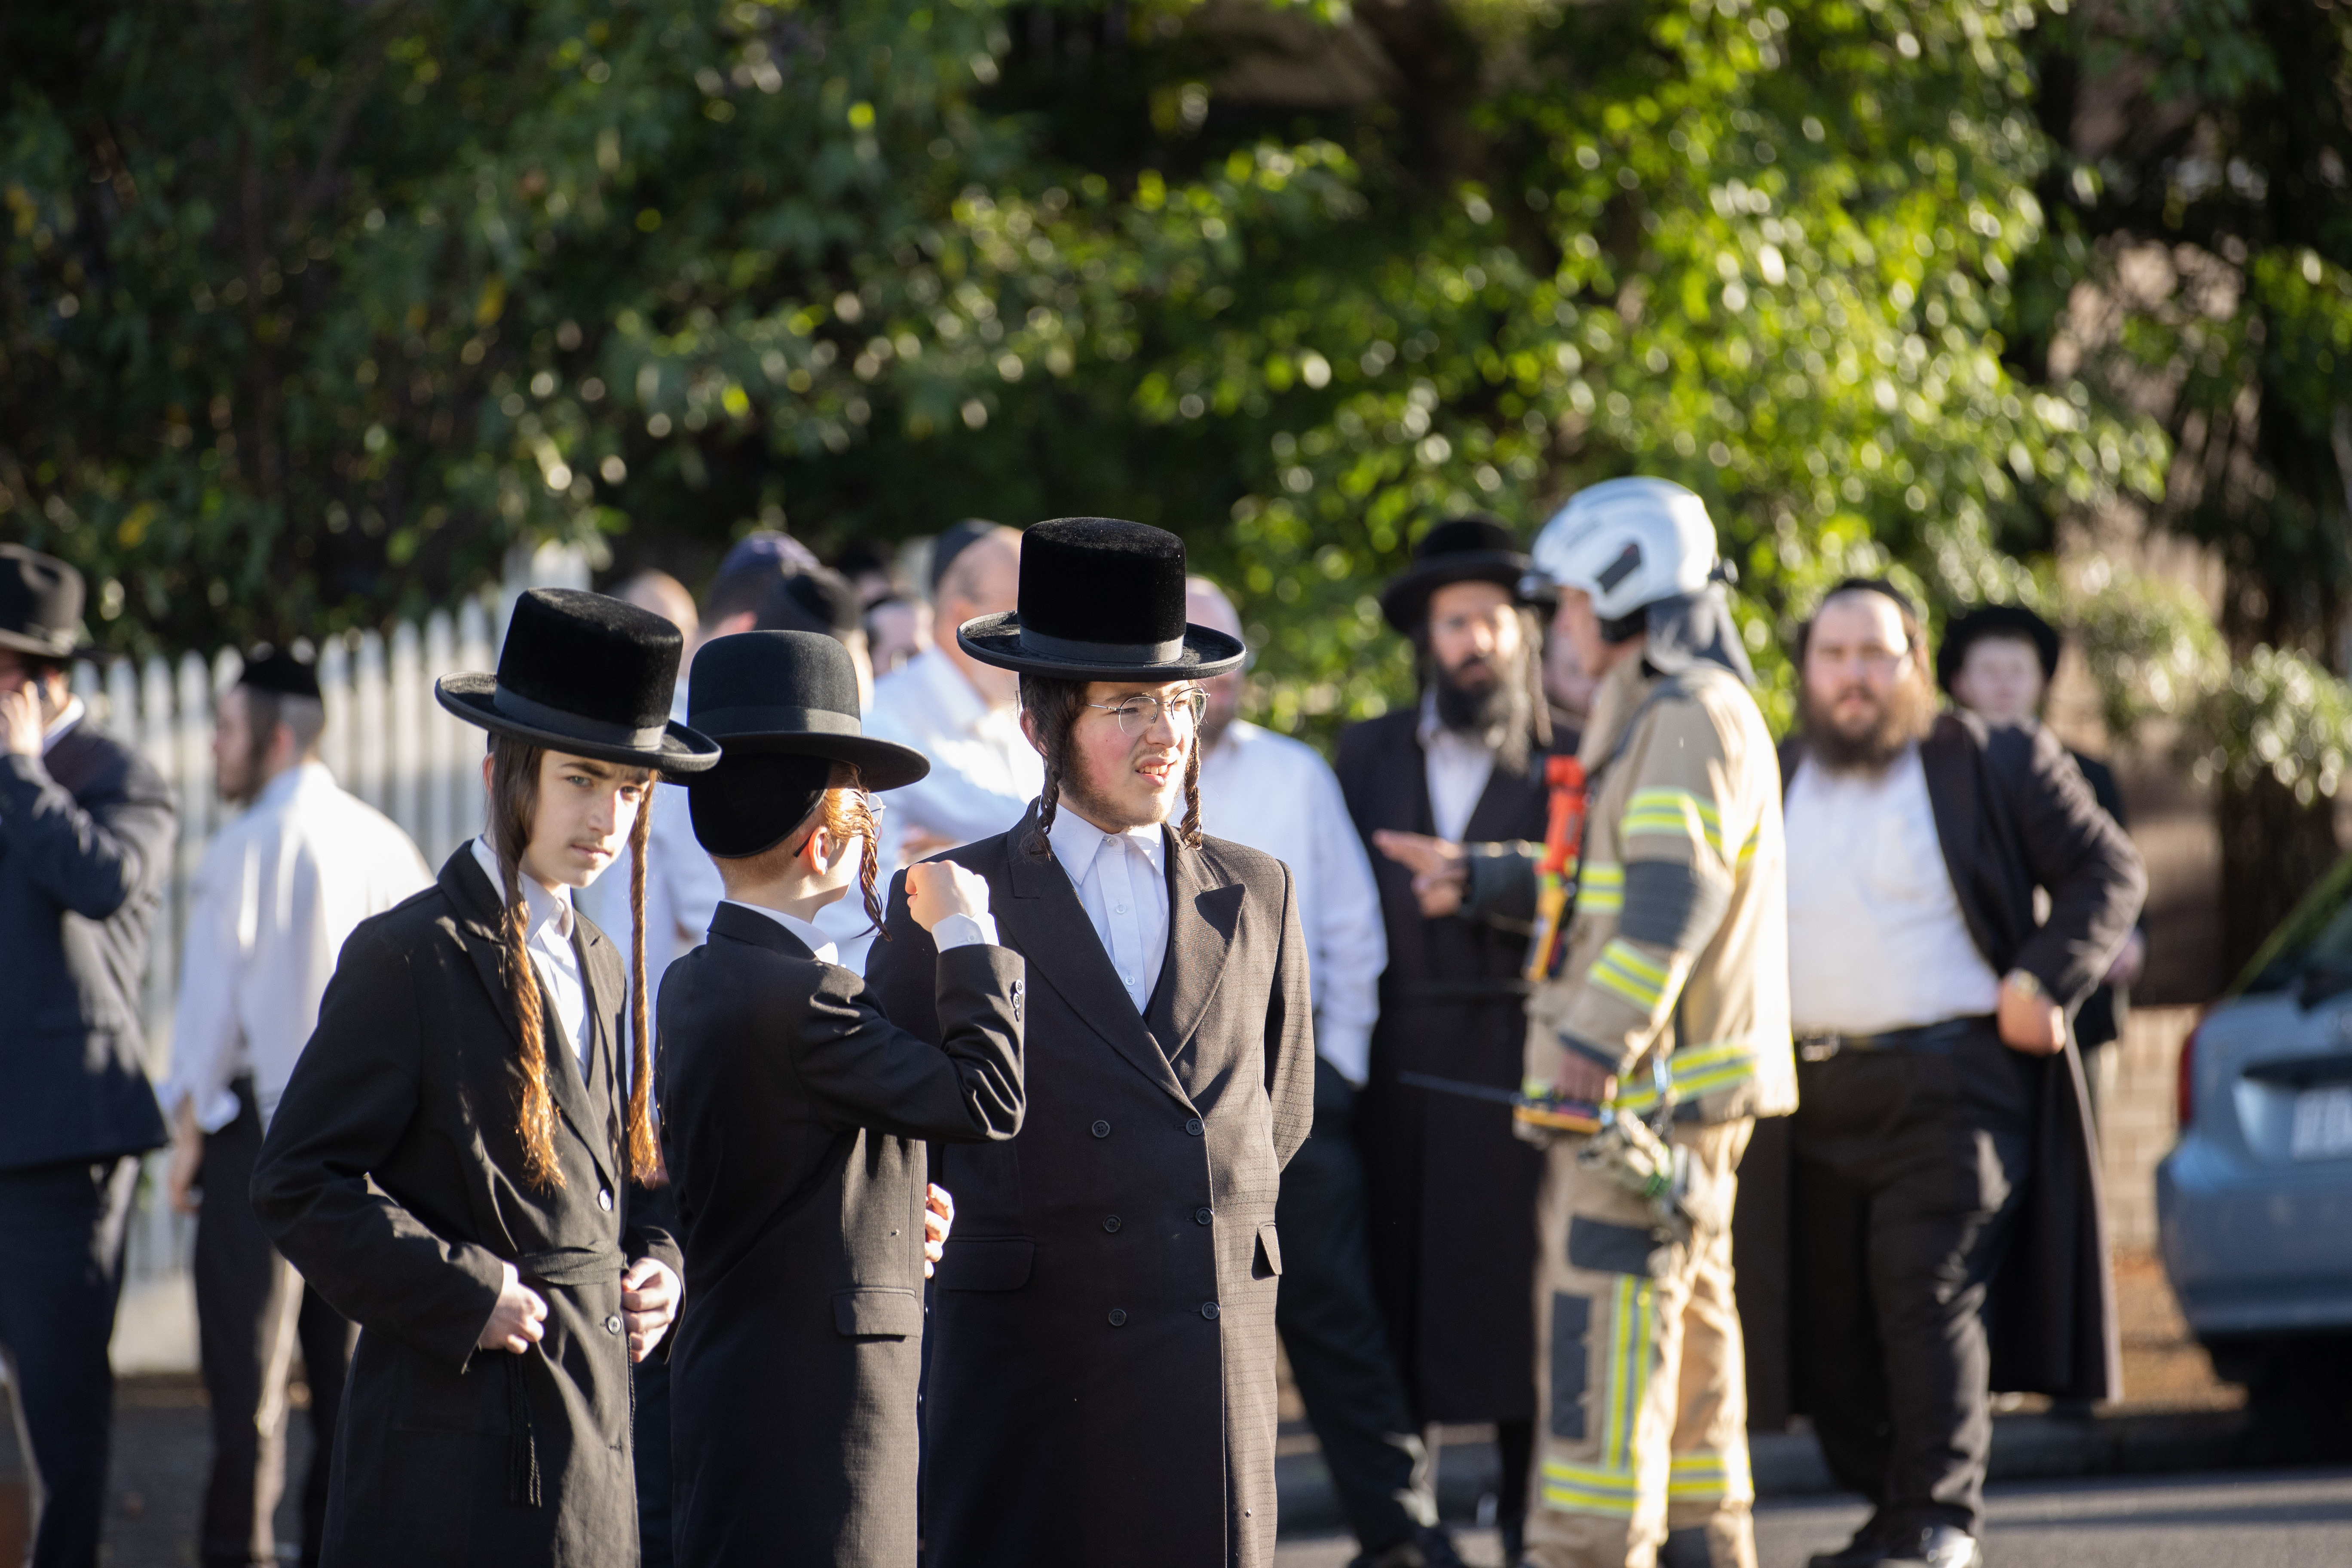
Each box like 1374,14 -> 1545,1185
1161,831 -> 1245,1065
1001,805 -> 1196,1111
1917,715 -> 2005,969
440,849 -> 616,1189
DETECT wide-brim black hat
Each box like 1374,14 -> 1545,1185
0,544 -> 92,660
956,517 -> 1243,681
435,588 -> 720,774
685,631 -> 926,858
1936,604 -> 2060,694
1378,514 -> 1550,634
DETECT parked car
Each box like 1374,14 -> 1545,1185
2159,854 -> 2352,1454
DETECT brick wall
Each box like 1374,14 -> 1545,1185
2096,1003 -> 2196,1253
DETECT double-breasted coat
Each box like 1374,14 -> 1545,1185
864,803 -> 1316,1568
1735,713 -> 2141,1425
1332,709 -> 1550,1424
251,849 -> 679,1568
655,900 -> 1025,1567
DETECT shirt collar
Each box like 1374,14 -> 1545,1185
254,759 -> 332,812
471,835 -> 575,945
720,898 -> 839,965
1046,806 -> 1166,886
40,694 -> 85,754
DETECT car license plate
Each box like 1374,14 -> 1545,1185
2290,1085 -> 2352,1159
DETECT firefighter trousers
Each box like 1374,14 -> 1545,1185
1525,1118 -> 1756,1568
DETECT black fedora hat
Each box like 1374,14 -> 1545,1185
435,588 -> 720,774
0,545 -> 91,660
685,632 -> 927,858
1937,604 -> 2060,695
956,517 -> 1243,681
1378,514 -> 1549,634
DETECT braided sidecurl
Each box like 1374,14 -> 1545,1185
821,768 -> 888,938
489,739 -> 563,1191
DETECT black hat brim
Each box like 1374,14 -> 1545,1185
694,729 -> 930,792
0,626 -> 92,661
435,673 -> 721,775
1379,551 -> 1550,633
956,614 -> 1245,680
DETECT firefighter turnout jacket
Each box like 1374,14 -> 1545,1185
1523,652 -> 1794,1124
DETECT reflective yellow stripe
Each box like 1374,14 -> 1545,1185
1590,939 -> 1668,1012
1605,1274 -> 1654,1467
1622,788 -> 1724,859
1576,861 -> 1624,915
1737,820 -> 1762,868
1607,1038 -> 1762,1113
1666,1448 -> 1753,1502
1537,1458 -> 1641,1516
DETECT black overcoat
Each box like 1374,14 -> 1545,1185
0,724 -> 176,1171
655,900 -> 1025,1568
864,804 -> 1316,1568
1332,708 -> 1549,1424
1737,713 -> 2144,1425
252,849 -> 680,1568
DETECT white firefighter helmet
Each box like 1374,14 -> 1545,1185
1531,478 -> 1721,623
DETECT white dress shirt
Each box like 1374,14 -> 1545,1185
163,762 -> 432,1132
1784,746 -> 2004,1035
725,897 -> 997,963
1418,694 -> 1496,843
1047,809 -> 1169,1014
1199,720 -> 1388,1084
41,694 -> 86,753
471,836 -> 595,1078
865,646 -> 1043,863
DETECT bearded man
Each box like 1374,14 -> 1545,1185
1776,580 -> 2142,1568
1333,517 -> 1555,1556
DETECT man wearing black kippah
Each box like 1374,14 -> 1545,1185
867,518 -> 1317,1568
160,646 -> 431,1568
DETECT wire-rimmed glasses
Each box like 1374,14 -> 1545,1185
1083,688 -> 1209,737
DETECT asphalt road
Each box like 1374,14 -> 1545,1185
1274,1468 -> 2352,1568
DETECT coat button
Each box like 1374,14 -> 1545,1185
1195,1207 -> 1213,1225
1185,1117 -> 1203,1136
1108,1308 -> 1128,1327
598,1188 -> 613,1212
604,1314 -> 622,1335
1200,1301 -> 1219,1320
1104,1215 -> 1122,1233
1092,1119 -> 1112,1139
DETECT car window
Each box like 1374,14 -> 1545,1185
2240,853 -> 2352,995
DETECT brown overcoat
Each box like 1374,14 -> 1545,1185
252,849 -> 678,1568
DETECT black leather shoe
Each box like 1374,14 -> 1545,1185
1807,1523 -> 1892,1568
1882,1526 -> 1980,1568
1349,1527 -> 1467,1568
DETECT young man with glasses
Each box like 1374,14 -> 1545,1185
1776,580 -> 2142,1568
866,518 -> 1315,1568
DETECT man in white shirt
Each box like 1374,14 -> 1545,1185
864,523 -> 1039,874
1779,582 -> 2142,1568
161,647 -> 429,1568
1187,581 -> 1450,1568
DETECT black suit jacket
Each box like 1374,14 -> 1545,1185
0,723 -> 176,1171
655,900 -> 1024,1567
864,804 -> 1315,1568
1332,707 -> 1550,1424
252,849 -> 680,1568
1744,713 -> 2144,1418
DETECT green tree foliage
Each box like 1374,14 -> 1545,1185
5,0 -> 2162,721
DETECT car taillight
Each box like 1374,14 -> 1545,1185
2177,1015 -> 2203,1130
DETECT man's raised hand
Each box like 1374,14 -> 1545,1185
906,861 -> 991,932
1373,830 -> 1470,919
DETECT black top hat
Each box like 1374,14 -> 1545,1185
1378,515 -> 1548,634
684,631 -> 928,858
237,645 -> 322,702
956,518 -> 1243,681
0,545 -> 90,660
435,588 -> 720,774
1937,604 -> 2060,694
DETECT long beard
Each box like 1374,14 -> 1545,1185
1432,652 -> 1535,775
1799,671 -> 1938,775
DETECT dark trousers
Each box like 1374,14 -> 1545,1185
634,1354 -> 673,1568
1789,1019 -> 2036,1537
194,1081 -> 353,1568
1276,1057 -> 1434,1554
0,1154 -> 141,1568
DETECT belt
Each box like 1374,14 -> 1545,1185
1794,1016 -> 1990,1063
514,1243 -> 625,1288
